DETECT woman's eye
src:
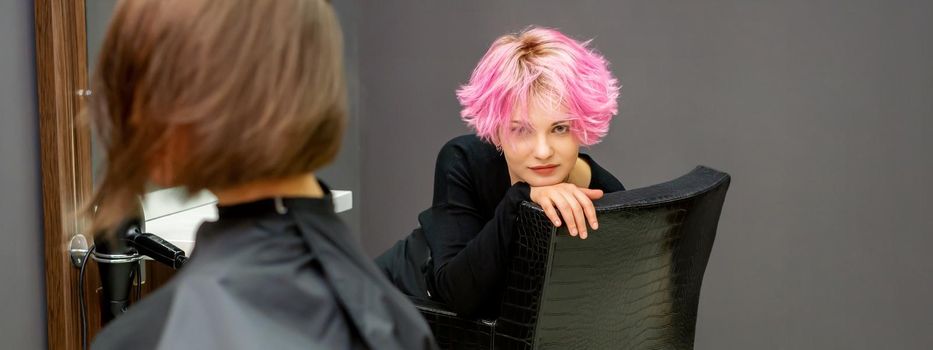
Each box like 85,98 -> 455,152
511,126 -> 530,135
553,124 -> 570,134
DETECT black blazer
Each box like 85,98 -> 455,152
418,135 -> 625,318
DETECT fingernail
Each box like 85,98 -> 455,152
592,222 -> 599,230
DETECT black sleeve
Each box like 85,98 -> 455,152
419,142 -> 530,316
592,164 -> 626,192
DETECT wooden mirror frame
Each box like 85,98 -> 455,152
36,1 -> 183,347
35,1 -> 98,349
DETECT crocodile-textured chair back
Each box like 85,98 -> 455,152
418,166 -> 731,350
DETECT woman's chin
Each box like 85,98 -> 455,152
521,174 -> 567,187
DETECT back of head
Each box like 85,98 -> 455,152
86,0 -> 346,235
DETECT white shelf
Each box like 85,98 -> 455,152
141,188 -> 352,256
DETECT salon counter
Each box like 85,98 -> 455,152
141,188 -> 353,256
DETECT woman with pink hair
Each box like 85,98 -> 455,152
376,27 -> 624,318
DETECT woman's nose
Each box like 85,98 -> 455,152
533,136 -> 554,159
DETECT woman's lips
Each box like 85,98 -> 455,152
529,164 -> 558,176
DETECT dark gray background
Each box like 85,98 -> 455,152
354,1 -> 933,349
0,0 -> 47,349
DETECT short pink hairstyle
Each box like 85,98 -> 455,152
457,27 -> 620,146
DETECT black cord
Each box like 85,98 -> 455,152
78,245 -> 94,350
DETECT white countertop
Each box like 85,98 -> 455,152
141,188 -> 352,256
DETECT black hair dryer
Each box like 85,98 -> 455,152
94,216 -> 188,324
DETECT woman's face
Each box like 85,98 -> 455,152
499,103 -> 580,187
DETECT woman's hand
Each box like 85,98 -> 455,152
529,184 -> 604,239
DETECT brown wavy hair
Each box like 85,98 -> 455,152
85,0 -> 346,235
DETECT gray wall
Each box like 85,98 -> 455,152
319,0 -> 363,236
0,0 -> 48,349
85,0 -> 116,189
357,1 -> 933,348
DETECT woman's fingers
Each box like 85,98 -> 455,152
580,188 -> 604,200
559,191 -> 588,239
540,197 -> 562,227
550,194 -> 578,236
572,189 -> 599,231
532,185 -> 605,237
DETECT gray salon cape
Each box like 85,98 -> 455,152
92,194 -> 437,349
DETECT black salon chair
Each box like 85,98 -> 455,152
414,166 -> 731,349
